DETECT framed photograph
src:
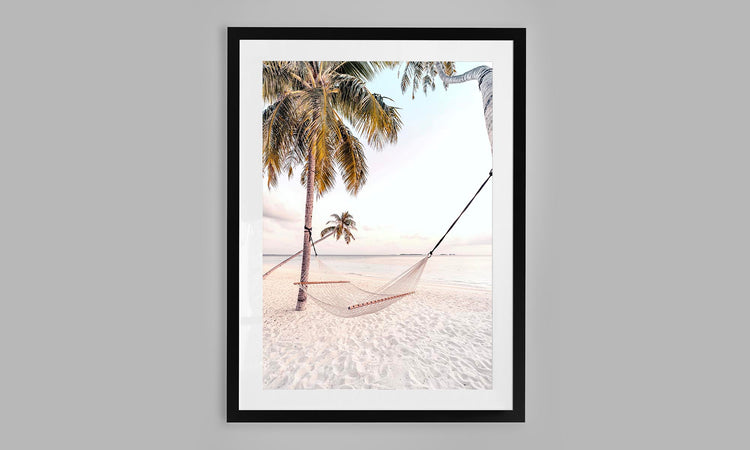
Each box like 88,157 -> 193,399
228,27 -> 525,422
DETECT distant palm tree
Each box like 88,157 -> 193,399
262,61 -> 402,311
262,211 -> 357,279
398,61 -> 493,151
320,211 -> 357,244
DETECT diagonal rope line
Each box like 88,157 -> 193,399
428,169 -> 493,256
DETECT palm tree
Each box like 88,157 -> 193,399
262,211 -> 357,279
262,62 -> 402,311
320,211 -> 357,244
398,62 -> 493,151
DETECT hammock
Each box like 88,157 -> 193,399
294,169 -> 493,318
294,256 -> 428,318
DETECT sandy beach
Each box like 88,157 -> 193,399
262,260 -> 492,390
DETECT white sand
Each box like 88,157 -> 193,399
263,263 -> 492,389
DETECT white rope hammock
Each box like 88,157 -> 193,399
271,169 -> 493,318
295,256 -> 429,318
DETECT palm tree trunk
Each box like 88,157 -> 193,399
262,233 -> 331,279
295,148 -> 316,311
437,64 -> 493,152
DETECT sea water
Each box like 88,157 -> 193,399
262,254 -> 491,290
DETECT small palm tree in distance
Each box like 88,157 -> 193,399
262,211 -> 357,279
320,211 -> 357,245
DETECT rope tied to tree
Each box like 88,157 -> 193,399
304,226 -> 318,256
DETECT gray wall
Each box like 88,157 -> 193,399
1,0 -> 748,448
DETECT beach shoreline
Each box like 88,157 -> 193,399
262,262 -> 493,390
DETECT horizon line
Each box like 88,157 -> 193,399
262,253 -> 491,257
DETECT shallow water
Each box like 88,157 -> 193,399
263,254 -> 491,290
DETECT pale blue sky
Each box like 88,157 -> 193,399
263,62 -> 493,255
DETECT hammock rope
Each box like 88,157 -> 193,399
304,226 -> 317,256
429,170 -> 493,256
294,169 -> 493,318
298,256 -> 429,318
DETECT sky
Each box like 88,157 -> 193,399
262,62 -> 493,256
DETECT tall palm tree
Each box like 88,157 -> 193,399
398,62 -> 493,151
262,61 -> 402,311
262,211 -> 357,279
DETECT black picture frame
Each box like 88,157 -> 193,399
227,27 -> 525,422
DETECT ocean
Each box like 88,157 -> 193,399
263,254 -> 491,290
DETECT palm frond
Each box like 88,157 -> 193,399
320,226 -> 335,238
283,119 -> 311,180
262,61 -> 308,102
422,73 -> 436,95
296,87 -> 337,197
333,61 -> 395,81
400,63 -> 413,97
396,61 -> 458,97
262,92 -> 300,188
330,73 -> 402,149
333,121 -> 368,194
340,212 -> 356,229
441,61 -> 456,90
314,137 -> 337,197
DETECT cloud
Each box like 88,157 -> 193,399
452,233 -> 492,245
263,197 -> 300,223
263,216 -> 298,232
399,233 -> 430,241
